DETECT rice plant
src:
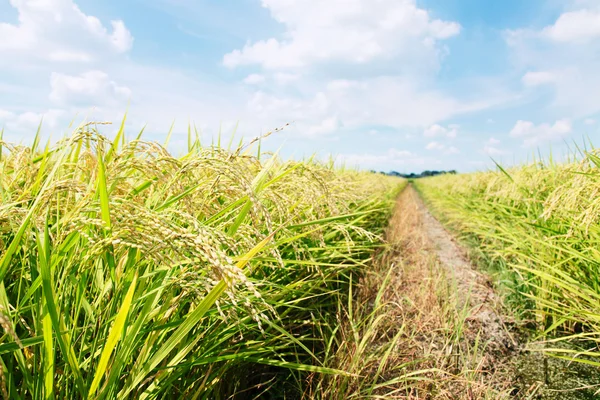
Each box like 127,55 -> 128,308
0,120 -> 401,399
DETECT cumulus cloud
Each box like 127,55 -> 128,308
218,0 -> 511,144
242,76 -> 495,137
425,141 -> 459,154
423,124 -> 458,138
425,141 -> 444,150
305,116 -> 342,136
483,146 -> 505,156
50,70 -> 131,106
223,0 -> 460,69
509,119 -> 572,146
328,77 -> 492,128
0,0 -> 133,65
506,6 -> 600,119
482,137 -> 506,155
247,90 -> 329,121
542,9 -> 600,42
584,118 -> 596,125
0,108 -> 65,135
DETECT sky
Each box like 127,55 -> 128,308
1,0 -> 599,173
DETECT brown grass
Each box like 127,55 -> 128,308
318,185 -> 525,399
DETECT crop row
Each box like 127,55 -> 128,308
0,123 -> 401,399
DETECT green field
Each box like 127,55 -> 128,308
0,122 -> 403,398
2,121 -> 600,399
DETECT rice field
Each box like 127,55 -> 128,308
0,121 -> 403,398
416,148 -> 600,367
3,116 -> 600,399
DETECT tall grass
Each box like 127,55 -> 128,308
415,148 -> 600,365
0,120 -> 401,398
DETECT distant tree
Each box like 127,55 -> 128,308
373,169 -> 459,178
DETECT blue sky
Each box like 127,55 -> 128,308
1,0 -> 599,173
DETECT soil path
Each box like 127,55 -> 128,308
399,184 -> 517,353
410,185 -> 517,353
388,184 -> 520,398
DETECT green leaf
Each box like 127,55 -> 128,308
106,112 -> 127,162
96,147 -> 111,230
163,120 -> 176,148
32,118 -> 43,156
38,226 -> 86,398
88,273 -> 138,397
42,308 -> 54,399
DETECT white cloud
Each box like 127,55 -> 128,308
0,108 -> 65,136
247,90 -> 329,122
306,116 -> 342,136
509,119 -> 572,146
223,0 -> 460,69
425,141 -> 444,150
0,109 -> 14,120
389,149 -> 414,158
506,8 -> 600,119
483,145 -> 505,156
542,9 -> 600,42
482,137 -> 505,156
243,74 -> 266,85
109,20 -> 133,52
0,0 -> 133,65
219,0 -> 509,145
48,51 -> 93,62
50,70 -> 131,106
424,124 -> 445,137
424,123 -> 458,138
336,147 -> 439,170
425,141 -> 460,154
325,77 -> 493,128
522,71 -> 557,86
585,118 -> 596,125
241,76 -> 496,137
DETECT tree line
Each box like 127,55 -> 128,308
370,170 -> 457,179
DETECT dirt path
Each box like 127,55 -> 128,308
412,185 -> 518,354
387,184 -> 520,398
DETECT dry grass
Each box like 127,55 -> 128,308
314,185 -> 521,399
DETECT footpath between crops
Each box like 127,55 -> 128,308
384,184 -> 600,399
